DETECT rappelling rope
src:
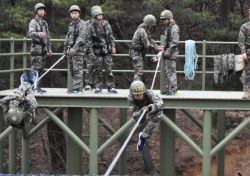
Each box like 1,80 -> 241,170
184,40 -> 198,80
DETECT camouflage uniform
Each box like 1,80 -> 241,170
163,21 -> 179,93
86,20 -> 116,89
238,21 -> 250,89
127,90 -> 163,138
130,23 -> 159,81
64,18 -> 86,90
2,82 -> 37,128
28,15 -> 51,76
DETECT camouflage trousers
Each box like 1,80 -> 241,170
84,55 -> 95,86
93,54 -> 115,88
31,55 -> 47,73
244,52 -> 250,89
132,52 -> 144,81
163,58 -> 177,92
69,55 -> 84,89
140,111 -> 163,138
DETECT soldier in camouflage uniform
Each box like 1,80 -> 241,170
238,8 -> 250,99
64,5 -> 87,94
127,80 -> 163,151
130,15 -> 163,81
2,73 -> 38,129
86,7 -> 118,93
28,3 -> 52,94
84,6 -> 102,91
160,10 -> 179,95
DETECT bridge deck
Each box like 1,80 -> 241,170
0,88 -> 247,110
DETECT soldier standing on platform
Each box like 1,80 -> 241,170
86,7 -> 118,94
64,5 -> 87,94
84,5 -> 102,91
127,80 -> 163,151
130,14 -> 163,81
28,3 -> 52,94
160,10 -> 179,96
238,8 -> 250,99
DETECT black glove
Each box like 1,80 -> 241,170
148,104 -> 156,114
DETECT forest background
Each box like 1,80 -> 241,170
0,0 -> 250,175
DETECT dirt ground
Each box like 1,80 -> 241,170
2,108 -> 250,175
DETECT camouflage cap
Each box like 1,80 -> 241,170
69,5 -> 81,14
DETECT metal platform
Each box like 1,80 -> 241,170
0,88 -> 247,109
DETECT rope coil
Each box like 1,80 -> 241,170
184,40 -> 198,80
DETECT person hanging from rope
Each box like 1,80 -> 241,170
238,8 -> 250,99
86,6 -> 118,94
28,3 -> 52,94
64,5 -> 87,94
127,80 -> 164,151
1,72 -> 38,129
130,14 -> 163,81
160,10 -> 180,95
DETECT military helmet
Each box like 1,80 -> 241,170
143,14 -> 156,26
6,105 -> 25,128
69,5 -> 81,14
91,6 -> 103,18
34,3 -> 46,14
130,80 -> 147,95
160,10 -> 173,19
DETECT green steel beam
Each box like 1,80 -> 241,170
119,108 -> 127,176
22,128 -> 30,174
210,115 -> 250,157
181,109 -> 218,143
202,110 -> 212,176
9,128 -> 16,174
217,110 -> 225,176
97,118 -> 134,156
10,37 -> 14,89
67,108 -> 83,174
22,37 -> 27,71
160,109 -> 175,176
0,126 -> 13,141
27,108 -> 64,138
161,115 -> 203,156
89,108 -> 98,174
42,108 -> 90,154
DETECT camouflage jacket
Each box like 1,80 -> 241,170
28,15 -> 51,52
127,90 -> 164,118
238,21 -> 250,54
86,20 -> 115,55
164,21 -> 179,51
131,23 -> 158,51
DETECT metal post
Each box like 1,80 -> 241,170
10,37 -> 15,89
9,128 -> 16,174
119,108 -> 127,175
67,107 -> 83,175
202,40 -> 206,91
217,110 -> 225,176
160,35 -> 166,94
89,108 -> 98,174
0,107 -> 3,172
202,110 -> 211,176
22,128 -> 30,174
23,37 -> 27,72
160,109 -> 175,176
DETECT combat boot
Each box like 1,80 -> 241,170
242,88 -> 250,99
